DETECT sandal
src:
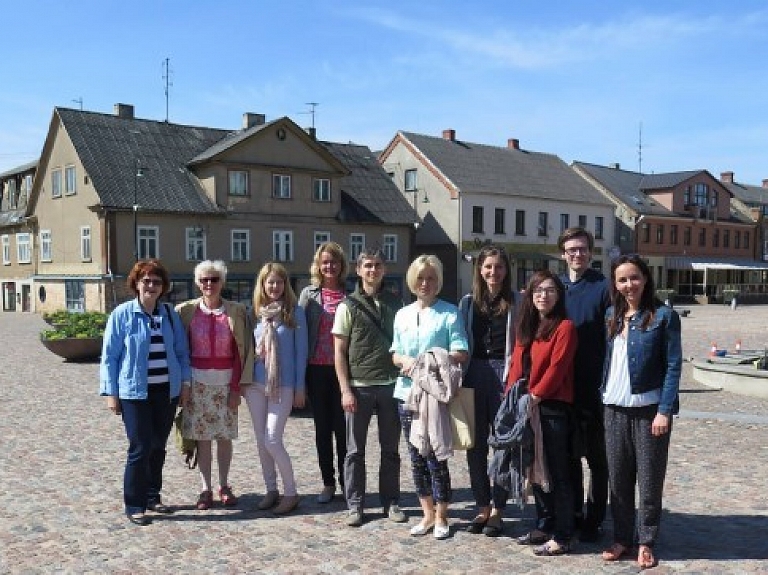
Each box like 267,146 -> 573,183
219,485 -> 238,506
196,490 -> 214,510
602,542 -> 630,562
533,539 -> 570,556
638,545 -> 658,569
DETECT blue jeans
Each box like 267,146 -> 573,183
120,384 -> 178,514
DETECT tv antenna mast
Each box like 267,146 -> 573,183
162,57 -> 173,122
638,121 -> 643,174
306,102 -> 319,129
72,97 -> 83,110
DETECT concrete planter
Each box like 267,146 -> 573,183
40,335 -> 103,361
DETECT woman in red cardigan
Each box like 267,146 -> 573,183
507,269 -> 578,556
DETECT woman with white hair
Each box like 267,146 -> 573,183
176,260 -> 250,510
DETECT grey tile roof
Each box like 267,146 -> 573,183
57,108 -> 230,214
399,132 -> 612,206
723,181 -> 768,206
188,119 -> 277,165
638,171 -> 703,191
323,141 -> 418,225
0,160 -> 38,179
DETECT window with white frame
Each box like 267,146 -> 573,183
138,226 -> 159,259
2,235 -> 10,265
314,231 -> 331,253
80,227 -> 91,261
40,230 -> 52,262
383,234 -> 397,263
272,230 -> 293,261
51,169 -> 62,198
65,279 -> 85,312
185,227 -> 206,261
350,233 -> 365,261
229,170 -> 249,196
273,174 -> 291,198
231,229 -> 250,262
404,169 -> 417,191
16,233 -> 31,263
313,178 -> 331,202
7,180 -> 17,209
65,165 -> 77,195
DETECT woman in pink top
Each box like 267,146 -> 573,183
176,260 -> 250,510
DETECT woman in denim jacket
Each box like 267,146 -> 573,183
600,254 -> 681,570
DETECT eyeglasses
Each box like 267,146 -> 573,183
564,247 -> 589,256
140,278 -> 163,287
532,287 -> 558,296
200,277 -> 221,284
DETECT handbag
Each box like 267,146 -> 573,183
449,387 -> 475,450
173,409 -> 198,469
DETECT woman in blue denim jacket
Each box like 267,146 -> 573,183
99,259 -> 191,526
600,254 -> 681,569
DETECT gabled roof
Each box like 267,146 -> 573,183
385,131 -> 612,206
54,107 -> 230,214
639,171 -> 703,191
722,180 -> 768,206
323,141 -> 417,225
573,162 -> 671,216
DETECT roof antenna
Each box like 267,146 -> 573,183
162,57 -> 173,122
306,102 -> 319,129
638,121 -> 643,174
72,97 -> 83,111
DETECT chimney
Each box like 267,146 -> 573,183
442,129 -> 456,141
763,179 -> 768,189
243,113 -> 266,129
609,162 -> 620,169
507,138 -> 520,150
306,127 -> 317,139
720,171 -> 734,184
750,207 -> 762,222
114,103 -> 135,119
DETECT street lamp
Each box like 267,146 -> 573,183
133,159 -> 144,261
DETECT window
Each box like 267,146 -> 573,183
186,227 -> 205,261
735,231 -> 741,249
40,230 -> 52,262
51,169 -> 62,198
683,186 -> 691,206
404,169 -> 417,191
698,228 -> 706,247
538,212 -> 548,237
80,227 -> 92,261
1,235 -> 9,265
231,229 -> 250,262
16,233 -> 31,263
65,165 -> 77,195
7,180 -> 17,209
683,227 -> 691,246
313,178 -> 331,202
723,229 -> 730,248
349,233 -> 365,261
744,232 -> 749,250
515,210 -> 526,235
65,279 -> 85,312
578,215 -> 587,228
560,214 -> 569,234
138,226 -> 159,259
670,225 -> 678,245
710,190 -> 718,207
641,224 -> 650,243
694,183 -> 708,206
228,170 -> 248,196
713,228 -> 720,247
472,206 -> 484,234
494,208 -> 505,234
314,231 -> 331,253
272,230 -> 293,261
272,174 -> 291,198
383,234 -> 397,263
656,224 -> 664,244
595,216 -> 604,240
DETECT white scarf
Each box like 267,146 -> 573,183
256,301 -> 283,399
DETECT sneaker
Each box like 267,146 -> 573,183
317,485 -> 336,504
346,509 -> 364,527
387,504 -> 407,523
219,485 -> 238,507
273,494 -> 300,515
257,490 -> 280,510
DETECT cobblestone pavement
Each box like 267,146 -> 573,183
1,306 -> 768,574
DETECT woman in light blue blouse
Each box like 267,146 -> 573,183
391,255 -> 469,540
243,262 -> 308,516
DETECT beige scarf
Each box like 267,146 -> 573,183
256,301 -> 283,399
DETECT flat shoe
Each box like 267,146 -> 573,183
272,494 -> 300,515
465,517 -> 487,534
409,521 -> 435,536
482,515 -> 503,537
434,522 -> 450,540
533,539 -> 570,556
257,490 -> 280,510
127,512 -> 151,526
317,485 -> 336,504
638,545 -> 658,569
516,530 -> 550,545
147,501 -> 173,514
602,542 -> 630,562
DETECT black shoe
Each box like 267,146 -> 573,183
516,530 -> 550,545
127,512 -> 152,526
482,516 -> 503,537
578,525 -> 603,543
465,518 -> 487,534
147,500 -> 173,514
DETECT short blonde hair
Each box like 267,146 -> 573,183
252,262 -> 298,327
309,242 -> 348,286
405,254 -> 443,295
194,259 -> 228,283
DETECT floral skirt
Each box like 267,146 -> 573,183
182,368 -> 238,441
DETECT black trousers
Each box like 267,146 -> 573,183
570,405 -> 609,530
306,364 -> 346,488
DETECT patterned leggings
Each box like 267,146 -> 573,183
398,402 -> 452,503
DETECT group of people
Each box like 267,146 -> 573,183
99,226 -> 681,570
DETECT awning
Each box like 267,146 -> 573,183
665,256 -> 768,271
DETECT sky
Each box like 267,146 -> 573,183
1,1 -> 767,184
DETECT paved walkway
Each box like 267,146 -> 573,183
1,306 -> 768,573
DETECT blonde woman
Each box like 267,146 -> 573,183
243,263 -> 308,515
176,260 -> 250,510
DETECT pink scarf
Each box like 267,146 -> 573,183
256,301 -> 283,400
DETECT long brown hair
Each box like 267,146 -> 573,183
607,254 -> 661,338
516,269 -> 567,346
471,245 -> 512,316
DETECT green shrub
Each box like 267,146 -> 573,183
40,311 -> 108,340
